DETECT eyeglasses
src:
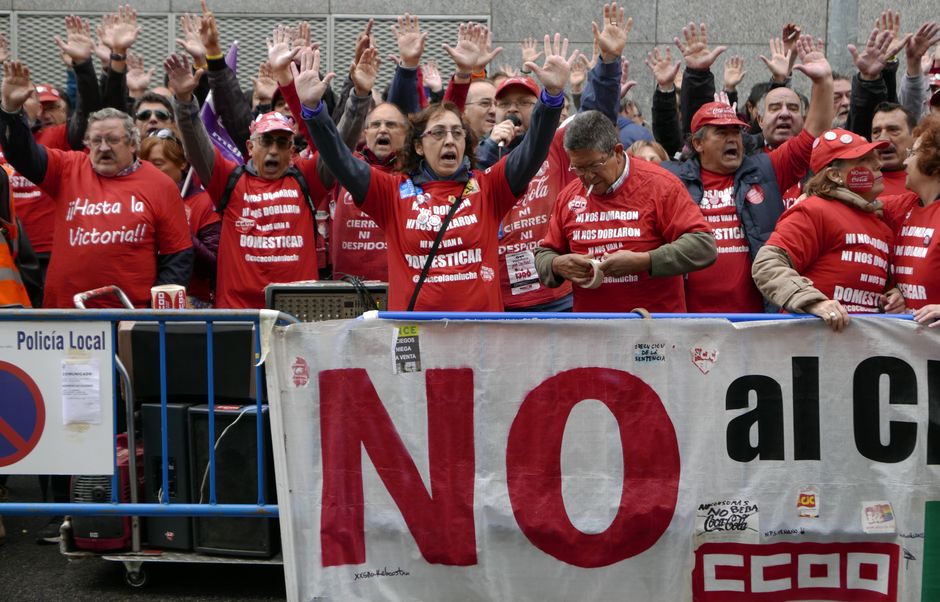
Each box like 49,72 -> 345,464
465,99 -> 495,109
568,154 -> 613,176
135,109 -> 171,122
252,134 -> 293,149
84,135 -> 129,148
421,126 -> 465,141
365,120 -> 405,131
495,99 -> 536,110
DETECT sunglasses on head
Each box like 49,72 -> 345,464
136,109 -> 171,122
148,128 -> 180,144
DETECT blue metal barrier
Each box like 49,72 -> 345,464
0,309 -> 297,529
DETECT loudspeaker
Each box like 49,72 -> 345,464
188,405 -> 278,557
265,281 -> 387,322
142,403 -> 193,550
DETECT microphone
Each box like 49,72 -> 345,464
497,114 -> 523,148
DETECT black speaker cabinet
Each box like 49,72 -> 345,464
188,404 -> 279,557
142,403 -> 193,550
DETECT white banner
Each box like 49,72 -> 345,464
266,317 -> 940,602
0,320 -> 114,475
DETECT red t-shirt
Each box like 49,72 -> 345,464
0,152 -> 55,253
498,127 -> 573,308
329,159 -> 392,281
888,195 -> 940,309
206,148 -> 327,309
35,123 -> 69,151
540,157 -> 711,312
685,168 -> 765,313
39,150 -> 192,308
183,189 -> 221,302
359,160 -> 517,311
766,196 -> 893,313
881,170 -> 908,196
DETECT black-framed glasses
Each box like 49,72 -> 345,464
136,109 -> 172,122
568,154 -> 614,176
365,120 -> 405,131
421,126 -> 466,141
252,134 -> 293,149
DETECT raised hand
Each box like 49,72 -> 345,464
291,21 -> 311,52
251,62 -> 278,104
675,22 -> 726,71
353,19 -> 375,66
759,38 -> 791,82
443,22 -> 503,74
723,55 -> 746,91
569,54 -> 588,93
521,37 -> 542,66
848,28 -> 895,80
392,13 -> 427,69
0,32 -> 9,64
2,61 -> 33,112
874,9 -> 910,60
422,60 -> 442,92
645,47 -> 681,89
94,17 -> 112,64
351,47 -> 380,96
620,58 -> 636,98
176,13 -> 207,64
592,2 -> 632,62
54,15 -> 94,64
198,0 -> 221,57
267,25 -> 301,73
164,53 -> 205,102
126,54 -> 154,93
907,22 -> 940,67
99,4 -> 140,54
792,35 -> 832,82
291,48 -> 335,108
524,33 -> 580,97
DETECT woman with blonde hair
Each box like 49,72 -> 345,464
627,139 -> 667,164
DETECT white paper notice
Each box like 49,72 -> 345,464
61,359 -> 101,424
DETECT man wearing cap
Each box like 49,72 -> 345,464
168,54 -> 327,309
660,41 -> 834,313
476,75 -> 542,167
752,128 -> 904,331
0,62 -> 194,309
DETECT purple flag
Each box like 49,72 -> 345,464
200,42 -> 244,164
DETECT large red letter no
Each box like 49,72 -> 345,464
319,368 -> 476,567
506,367 -> 680,567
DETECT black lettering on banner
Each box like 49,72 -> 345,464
853,356 -> 917,463
725,376 -> 784,462
792,357 -> 820,461
930,361 -> 940,465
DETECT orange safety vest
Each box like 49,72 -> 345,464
0,163 -> 31,307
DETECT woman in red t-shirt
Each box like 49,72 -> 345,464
291,45 -> 577,310
884,115 -> 940,325
139,129 -> 221,306
752,128 -> 905,331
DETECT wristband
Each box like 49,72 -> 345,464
110,52 -> 126,62
300,100 -> 324,120
455,72 -> 471,79
205,53 -> 224,61
193,62 -> 208,71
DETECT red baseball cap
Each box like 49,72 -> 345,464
249,111 -> 295,136
34,84 -> 60,104
495,76 -> 539,99
691,102 -> 749,133
809,129 -> 888,173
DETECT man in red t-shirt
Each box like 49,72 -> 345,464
0,62 -> 193,308
535,111 -> 716,312
168,54 -> 326,308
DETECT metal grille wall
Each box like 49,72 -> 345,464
332,16 -> 489,93
6,13 -> 484,100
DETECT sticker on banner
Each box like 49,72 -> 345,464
797,486 -> 819,518
694,499 -> 759,544
690,343 -> 719,374
634,342 -> 666,364
393,325 -> 422,374
862,501 -> 896,534
291,356 -> 310,387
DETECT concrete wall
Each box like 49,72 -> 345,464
5,0 -> 938,116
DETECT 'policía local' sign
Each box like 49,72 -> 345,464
0,322 -> 113,475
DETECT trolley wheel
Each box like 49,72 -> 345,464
124,566 -> 147,588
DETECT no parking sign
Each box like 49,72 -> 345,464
0,321 -> 114,475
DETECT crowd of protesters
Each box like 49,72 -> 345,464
0,2 -> 939,325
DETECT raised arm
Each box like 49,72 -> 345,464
387,13 -> 426,115
166,54 -> 215,187
55,16 -> 103,150
504,34 -> 576,196
646,47 -> 682,157
578,2 -> 631,124
0,62 -> 49,185
442,21 -> 503,113
675,22 -> 727,138
202,6 -> 252,160
846,28 -> 894,139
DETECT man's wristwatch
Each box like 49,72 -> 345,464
110,52 -> 126,62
